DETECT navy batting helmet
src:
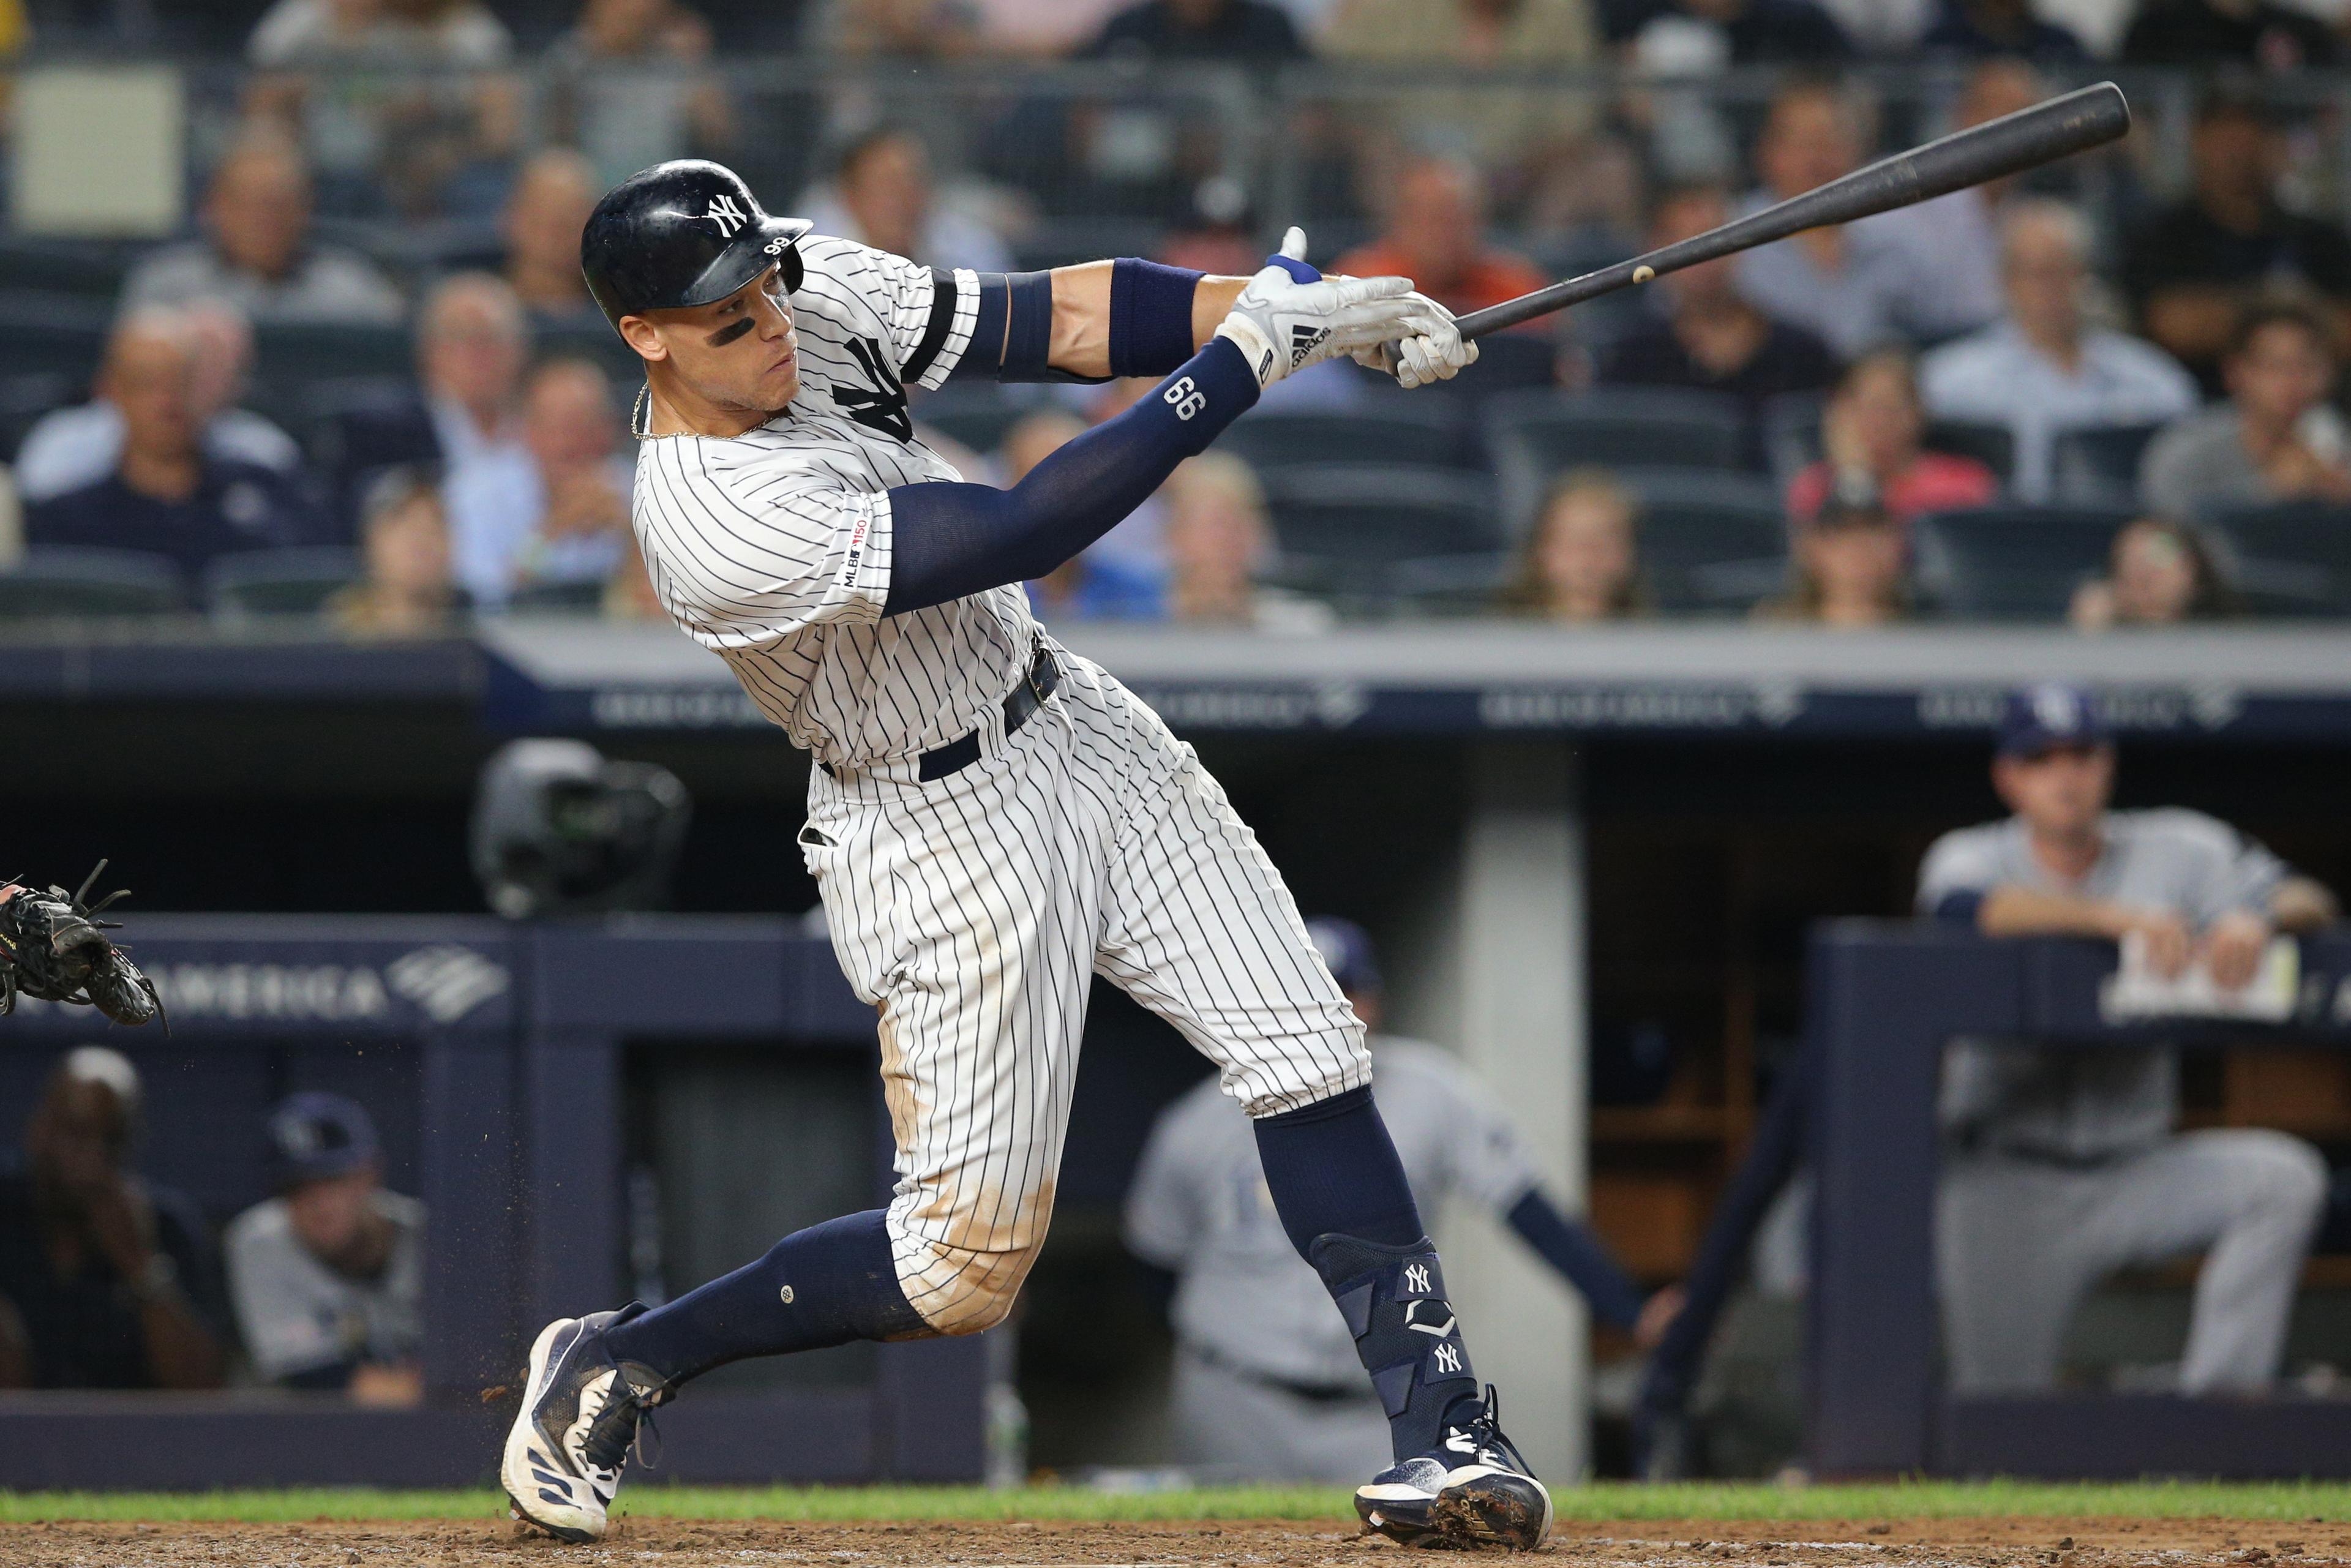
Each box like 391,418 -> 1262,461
579,160 -> 810,331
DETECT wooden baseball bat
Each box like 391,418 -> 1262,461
1449,80 -> 2131,341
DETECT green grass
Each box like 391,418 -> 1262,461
11,1480 -> 2351,1526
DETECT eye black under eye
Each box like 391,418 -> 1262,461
708,317 -> 756,348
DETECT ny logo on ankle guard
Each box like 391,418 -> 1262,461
1404,1263 -> 1431,1293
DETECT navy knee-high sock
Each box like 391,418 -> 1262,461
599,1209 -> 929,1389
1254,1087 -> 1483,1461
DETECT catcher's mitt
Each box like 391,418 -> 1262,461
0,860 -> 164,1029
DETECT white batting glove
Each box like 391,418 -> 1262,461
1351,291 -> 1479,389
1215,227 -> 1417,391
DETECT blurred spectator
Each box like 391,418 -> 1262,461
2070,517 -> 2240,630
501,149 -> 604,327
16,302 -> 301,506
121,129 -> 404,325
603,543 -> 667,621
26,310 -> 323,582
2034,0 -> 2137,53
1599,182 -> 1839,470
1788,349 -> 1998,527
1754,490 -> 1911,627
1007,411 -> 1166,623
246,0 -> 519,218
1919,0 -> 2088,57
1322,0 -> 1598,203
543,0 -> 735,190
2122,0 -> 2336,66
1081,0 -> 1311,61
805,0 -> 984,54
1125,915 -> 1674,1481
227,1093 -> 425,1401
800,126 -> 1015,274
1808,0 -> 1933,50
1156,175 -> 1267,279
1332,156 -> 1550,321
0,1047 -> 226,1390
1921,201 -> 2198,503
2140,299 -> 2351,522
326,467 -> 468,637
1625,0 -> 1853,64
1920,684 -> 2336,1393
1164,452 -> 1332,632
1499,469 -> 1649,620
1864,58 -> 2042,346
2121,93 -> 2351,389
1733,80 -> 1914,358
445,358 -> 632,607
329,274 -> 530,532
961,0 -> 1129,52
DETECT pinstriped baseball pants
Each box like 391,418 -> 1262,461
802,642 -> 1371,1335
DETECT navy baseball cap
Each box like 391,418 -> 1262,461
267,1092 -> 380,1187
1998,683 -> 2110,759
1307,917 -> 1383,996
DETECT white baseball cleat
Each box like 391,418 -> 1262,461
500,1305 -> 668,1542
1354,1386 -> 1554,1551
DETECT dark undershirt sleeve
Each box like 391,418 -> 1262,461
883,336 -> 1258,616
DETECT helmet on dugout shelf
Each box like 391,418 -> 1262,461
470,739 -> 692,920
580,159 -> 810,331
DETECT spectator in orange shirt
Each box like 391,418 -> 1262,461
1332,156 -> 1549,324
1787,348 -> 1998,528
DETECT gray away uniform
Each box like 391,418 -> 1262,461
1125,1040 -> 1545,1481
1917,809 -> 2328,1393
225,1191 -> 426,1387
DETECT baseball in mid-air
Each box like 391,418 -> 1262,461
1633,264 -> 1654,284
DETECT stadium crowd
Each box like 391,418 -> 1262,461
4,2 -> 2351,629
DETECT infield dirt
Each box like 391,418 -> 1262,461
9,1516 -> 2351,1568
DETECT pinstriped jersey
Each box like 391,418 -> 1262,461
629,234 -> 1035,767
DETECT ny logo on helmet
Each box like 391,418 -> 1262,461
705,194 -> 749,237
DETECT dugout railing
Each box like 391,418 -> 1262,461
0,915 -> 986,1489
1810,926 -> 2351,1479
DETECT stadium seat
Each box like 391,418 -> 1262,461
0,301 -> 108,392
2202,502 -> 2351,619
0,237 -> 135,301
1258,464 -> 1500,606
0,547 -> 185,618
1614,468 -> 1790,615
252,321 -> 416,389
1922,419 -> 2015,487
1223,403 -> 1469,475
2050,422 -> 2165,508
204,549 -> 366,619
506,580 -> 610,615
0,372 -> 74,464
1910,506 -> 2133,621
1487,388 -> 1745,533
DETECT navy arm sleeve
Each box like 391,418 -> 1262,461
883,336 -> 1258,617
1504,1189 -> 1649,1333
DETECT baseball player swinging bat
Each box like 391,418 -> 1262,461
1440,81 -> 2132,350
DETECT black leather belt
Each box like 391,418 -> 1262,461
914,644 -> 1060,782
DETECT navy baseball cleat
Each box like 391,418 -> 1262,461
1354,1386 -> 1554,1550
501,1305 -> 669,1542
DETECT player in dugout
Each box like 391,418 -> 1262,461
1127,918 -> 1682,1481
1920,683 -> 2338,1395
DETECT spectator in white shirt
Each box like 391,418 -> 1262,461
1922,200 -> 2199,501
1733,79 -> 1913,357
121,130 -> 405,326
444,358 -> 632,606
15,302 -> 301,505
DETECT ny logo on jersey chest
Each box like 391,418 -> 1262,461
834,336 -> 913,443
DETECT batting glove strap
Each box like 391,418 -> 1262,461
1217,225 -> 1416,391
